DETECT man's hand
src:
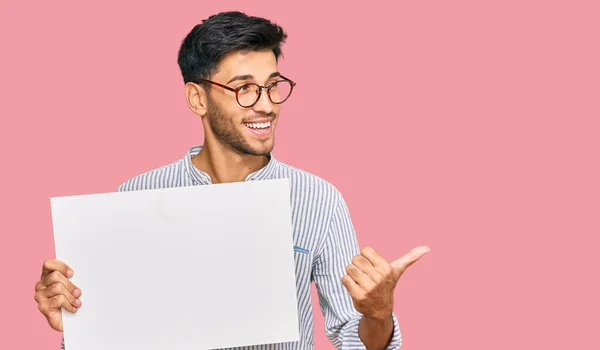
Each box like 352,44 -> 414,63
341,246 -> 430,321
34,259 -> 82,331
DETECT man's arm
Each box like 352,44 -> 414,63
359,316 -> 395,349
312,193 -> 402,349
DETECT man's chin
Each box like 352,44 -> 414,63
244,141 -> 274,156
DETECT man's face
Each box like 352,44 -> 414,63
203,50 -> 282,156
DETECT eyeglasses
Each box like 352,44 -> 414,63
198,75 -> 296,108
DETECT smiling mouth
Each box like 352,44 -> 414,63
243,120 -> 273,137
244,121 -> 272,130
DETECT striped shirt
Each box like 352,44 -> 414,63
61,145 -> 402,350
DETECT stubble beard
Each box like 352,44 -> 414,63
205,96 -> 275,157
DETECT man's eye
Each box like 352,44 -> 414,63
238,84 -> 256,94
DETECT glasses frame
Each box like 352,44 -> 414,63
198,75 -> 296,108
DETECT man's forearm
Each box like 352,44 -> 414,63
358,314 -> 394,350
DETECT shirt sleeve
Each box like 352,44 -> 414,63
312,193 -> 402,349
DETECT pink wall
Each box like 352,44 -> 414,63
1,1 -> 598,349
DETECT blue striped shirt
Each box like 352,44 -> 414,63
61,145 -> 401,349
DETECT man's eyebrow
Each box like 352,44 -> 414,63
268,72 -> 281,79
226,72 -> 281,84
226,74 -> 254,84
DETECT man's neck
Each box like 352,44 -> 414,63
191,142 -> 270,184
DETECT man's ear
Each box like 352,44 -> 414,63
184,82 -> 209,117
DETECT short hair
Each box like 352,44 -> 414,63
177,11 -> 287,84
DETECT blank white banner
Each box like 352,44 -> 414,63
51,178 -> 299,350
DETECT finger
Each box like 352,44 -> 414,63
43,271 -> 81,297
41,283 -> 81,308
360,246 -> 390,269
341,274 -> 362,296
35,280 -> 46,292
40,295 -> 77,315
351,254 -> 379,279
41,259 -> 73,280
345,264 -> 373,289
390,246 -> 430,274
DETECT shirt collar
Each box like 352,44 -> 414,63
183,145 -> 279,185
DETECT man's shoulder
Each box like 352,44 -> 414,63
117,158 -> 188,192
276,161 -> 343,201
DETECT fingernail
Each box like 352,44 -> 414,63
75,299 -> 82,307
74,289 -> 81,297
67,270 -> 74,277
73,307 -> 78,312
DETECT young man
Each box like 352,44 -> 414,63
34,11 -> 429,350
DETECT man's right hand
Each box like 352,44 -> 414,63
34,259 -> 82,331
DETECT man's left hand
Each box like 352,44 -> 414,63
341,246 -> 430,321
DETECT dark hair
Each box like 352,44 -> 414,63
177,11 -> 287,84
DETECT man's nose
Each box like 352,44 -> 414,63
251,88 -> 274,115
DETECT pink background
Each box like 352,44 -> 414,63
1,0 -> 599,349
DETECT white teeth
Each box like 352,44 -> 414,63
246,121 -> 271,129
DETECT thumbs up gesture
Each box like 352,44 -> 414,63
341,246 -> 430,321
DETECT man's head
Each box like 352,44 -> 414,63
178,11 -> 292,156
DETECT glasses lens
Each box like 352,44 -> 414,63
268,80 -> 292,104
237,84 -> 261,107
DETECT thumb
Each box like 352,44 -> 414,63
390,246 -> 430,275
48,309 -> 64,332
